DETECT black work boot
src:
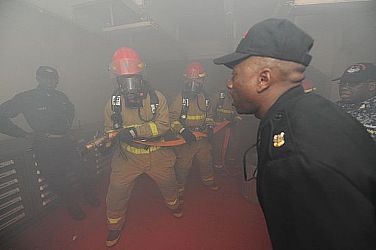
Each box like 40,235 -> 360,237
207,181 -> 219,191
171,205 -> 183,218
106,230 -> 121,247
66,203 -> 86,220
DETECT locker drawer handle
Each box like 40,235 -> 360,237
0,179 -> 18,190
0,197 -> 22,211
0,213 -> 25,231
0,188 -> 20,200
0,160 -> 14,169
0,169 -> 17,179
42,196 -> 57,206
0,205 -> 24,221
41,191 -> 54,199
39,184 -> 48,191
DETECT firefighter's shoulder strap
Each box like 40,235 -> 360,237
111,88 -> 123,129
214,91 -> 226,121
200,90 -> 211,111
148,88 -> 159,115
217,91 -> 226,109
179,93 -> 190,125
137,87 -> 160,123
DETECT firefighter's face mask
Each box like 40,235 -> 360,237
117,75 -> 145,108
184,78 -> 204,96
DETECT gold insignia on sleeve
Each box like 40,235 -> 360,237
273,132 -> 285,148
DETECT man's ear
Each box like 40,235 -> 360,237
256,68 -> 272,93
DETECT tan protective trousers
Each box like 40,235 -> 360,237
106,147 -> 179,230
174,138 -> 215,194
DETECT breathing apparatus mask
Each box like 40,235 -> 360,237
183,79 -> 204,98
117,74 -> 146,109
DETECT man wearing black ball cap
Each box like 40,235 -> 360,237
335,62 -> 376,141
214,18 -> 376,250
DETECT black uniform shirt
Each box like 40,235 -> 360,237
0,86 -> 74,137
256,86 -> 376,250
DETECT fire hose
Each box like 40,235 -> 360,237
82,120 -> 230,153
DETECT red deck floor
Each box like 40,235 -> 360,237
4,168 -> 271,250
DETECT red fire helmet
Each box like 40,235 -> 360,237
184,62 -> 206,79
111,47 -> 144,76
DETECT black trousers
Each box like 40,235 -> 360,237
32,135 -> 95,206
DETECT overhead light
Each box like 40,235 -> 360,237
293,0 -> 372,5
132,0 -> 145,7
103,21 -> 154,32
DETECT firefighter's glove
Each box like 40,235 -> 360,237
118,127 -> 137,143
180,127 -> 196,144
207,125 -> 214,141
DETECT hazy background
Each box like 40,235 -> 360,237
1,0 -> 375,141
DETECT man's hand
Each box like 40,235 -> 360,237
180,127 -> 196,144
118,127 -> 137,143
207,125 -> 214,141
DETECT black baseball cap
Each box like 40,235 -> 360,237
213,18 -> 314,68
332,63 -> 376,84
36,66 -> 59,79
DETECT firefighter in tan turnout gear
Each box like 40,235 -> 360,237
170,62 -> 219,203
103,47 -> 182,247
212,89 -> 242,174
